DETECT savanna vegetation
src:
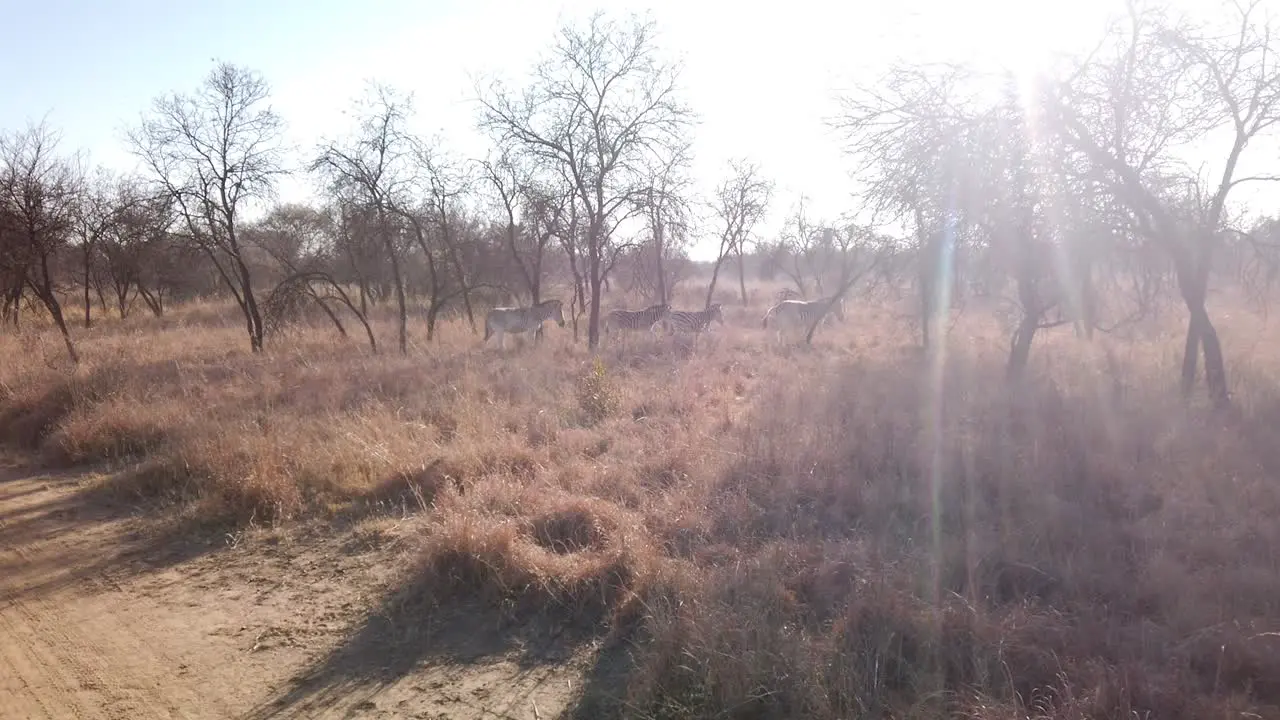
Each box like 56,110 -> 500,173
4,3 -> 1280,717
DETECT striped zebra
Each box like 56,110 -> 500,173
661,303 -> 724,350
483,299 -> 565,349
603,303 -> 670,339
761,295 -> 846,343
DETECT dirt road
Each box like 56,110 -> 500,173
0,466 -> 587,719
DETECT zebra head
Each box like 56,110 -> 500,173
829,296 -> 846,323
708,303 -> 725,325
545,299 -> 566,327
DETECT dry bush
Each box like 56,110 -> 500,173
3,290 -> 1280,717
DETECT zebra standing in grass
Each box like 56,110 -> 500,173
761,295 -> 846,344
483,299 -> 565,349
661,303 -> 724,350
603,303 -> 670,340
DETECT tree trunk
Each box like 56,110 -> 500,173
654,219 -> 667,304
531,242 -> 545,305
426,301 -> 441,342
444,245 -> 477,333
1180,305 -> 1229,407
390,248 -> 408,354
234,257 -> 265,353
1006,314 -> 1038,380
82,252 -> 93,329
3,283 -> 21,326
735,245 -> 749,306
381,227 -> 408,354
588,260 -> 604,349
32,260 -> 78,364
49,297 -> 78,365
1176,246 -> 1229,408
705,252 -> 729,310
564,245 -> 586,343
322,279 -> 377,353
314,296 -> 348,338
138,285 -> 163,317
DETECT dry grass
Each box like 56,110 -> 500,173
3,284 -> 1280,717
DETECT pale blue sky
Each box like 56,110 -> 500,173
4,0 -> 1212,259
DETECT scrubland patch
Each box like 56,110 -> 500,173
3,297 -> 1280,718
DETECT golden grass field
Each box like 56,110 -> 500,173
3,278 -> 1280,718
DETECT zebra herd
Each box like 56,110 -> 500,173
482,299 -> 726,349
482,290 -> 844,350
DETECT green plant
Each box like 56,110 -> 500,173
576,357 -> 620,425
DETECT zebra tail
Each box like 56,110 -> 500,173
484,316 -> 493,342
761,308 -> 772,329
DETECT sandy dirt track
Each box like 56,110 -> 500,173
0,465 -> 588,719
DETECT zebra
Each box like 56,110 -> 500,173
661,303 -> 724,350
603,303 -> 670,340
483,299 -> 565,349
761,295 -> 846,344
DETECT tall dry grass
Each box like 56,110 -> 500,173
3,287 -> 1280,717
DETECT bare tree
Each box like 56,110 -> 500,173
99,184 -> 173,319
479,12 -> 694,348
706,158 -> 772,308
0,121 -> 82,362
73,170 -> 155,327
802,223 -> 890,345
1047,0 -> 1280,407
832,63 -> 978,350
964,84 -> 1085,377
409,141 -> 478,336
312,84 -> 414,353
482,150 -> 544,303
247,204 -> 377,351
772,197 -> 827,297
129,62 -> 285,352
636,145 -> 694,304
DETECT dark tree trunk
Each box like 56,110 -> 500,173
1006,314 -> 1038,380
32,259 -> 78,364
426,301 -> 442,342
82,252 -> 93,329
588,235 -> 603,349
705,250 -> 729,310
443,244 -> 476,334
383,229 -> 408,354
564,246 -> 586,343
313,296 -> 347,338
1176,247 -> 1229,408
234,256 -> 265,353
1180,304 -> 1228,407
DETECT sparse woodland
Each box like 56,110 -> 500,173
5,4 -> 1280,718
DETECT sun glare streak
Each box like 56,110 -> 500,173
926,187 -> 960,610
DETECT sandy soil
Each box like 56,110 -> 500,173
0,463 -> 593,719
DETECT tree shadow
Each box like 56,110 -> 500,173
0,467 -> 233,605
559,640 -> 634,719
242,568 -> 604,720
